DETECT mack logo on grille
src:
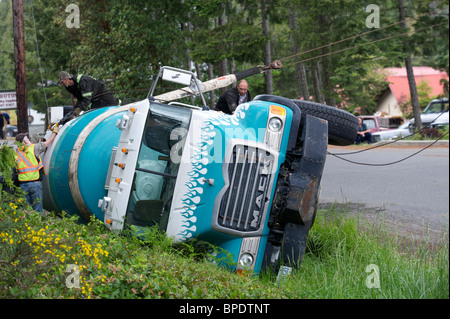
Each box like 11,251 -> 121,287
251,174 -> 269,228
217,145 -> 274,232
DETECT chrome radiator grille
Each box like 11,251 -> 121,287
217,145 -> 275,232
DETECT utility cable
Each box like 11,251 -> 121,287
327,131 -> 448,166
30,0 -> 49,110
283,22 -> 448,68
280,7 -> 448,64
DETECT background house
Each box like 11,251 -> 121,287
376,67 -> 449,116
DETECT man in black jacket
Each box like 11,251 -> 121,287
215,80 -> 251,114
58,71 -> 119,121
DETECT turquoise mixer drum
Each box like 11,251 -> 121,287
42,106 -> 126,222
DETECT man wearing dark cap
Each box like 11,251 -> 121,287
14,128 -> 58,212
58,71 -> 119,123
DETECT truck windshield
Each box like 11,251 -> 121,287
423,100 -> 449,114
125,103 -> 191,230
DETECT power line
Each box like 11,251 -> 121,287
29,0 -> 48,109
280,7 -> 449,64
327,131 -> 448,166
283,22 -> 448,68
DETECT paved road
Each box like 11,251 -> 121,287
319,142 -> 449,244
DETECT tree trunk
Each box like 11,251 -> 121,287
217,12 -> 228,96
185,21 -> 194,104
288,6 -> 309,100
12,0 -> 28,134
296,64 -> 309,100
207,63 -> 215,108
321,54 -> 335,106
230,58 -> 236,88
261,0 -> 273,94
311,62 -> 325,103
318,14 -> 335,106
398,0 -> 422,130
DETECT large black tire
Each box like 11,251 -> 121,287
291,100 -> 358,146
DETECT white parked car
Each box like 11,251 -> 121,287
430,111 -> 449,130
373,110 -> 449,142
409,98 -> 449,132
372,120 -> 413,142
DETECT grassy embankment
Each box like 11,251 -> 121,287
1,189 -> 448,299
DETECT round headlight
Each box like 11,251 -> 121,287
239,253 -> 254,267
268,117 -> 283,132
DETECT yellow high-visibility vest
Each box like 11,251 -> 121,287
15,144 -> 43,182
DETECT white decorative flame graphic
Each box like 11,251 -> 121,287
175,104 -> 250,240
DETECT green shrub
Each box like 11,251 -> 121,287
0,143 -> 17,197
0,191 -> 292,299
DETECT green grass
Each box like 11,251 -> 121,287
405,127 -> 449,141
1,190 -> 448,299
278,208 -> 449,299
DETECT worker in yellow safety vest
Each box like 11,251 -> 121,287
14,127 -> 58,212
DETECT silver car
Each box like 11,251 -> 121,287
372,121 -> 412,142
430,111 -> 449,130
409,98 -> 449,132
5,125 -> 18,138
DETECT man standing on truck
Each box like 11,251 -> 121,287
215,80 -> 251,114
14,127 -> 58,212
58,71 -> 119,124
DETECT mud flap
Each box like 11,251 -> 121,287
280,223 -> 311,267
263,115 -> 327,272
281,115 -> 327,267
281,115 -> 327,226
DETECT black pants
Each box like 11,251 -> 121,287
355,132 -> 372,144
91,93 -> 119,109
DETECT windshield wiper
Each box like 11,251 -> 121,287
135,167 -> 176,179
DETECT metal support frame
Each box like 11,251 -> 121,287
147,66 -> 208,110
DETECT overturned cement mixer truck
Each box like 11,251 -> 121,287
42,63 -> 358,274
